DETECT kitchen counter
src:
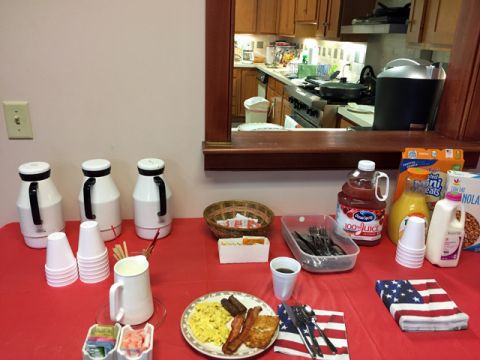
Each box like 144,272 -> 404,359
1,219 -> 479,359
234,61 -> 297,86
337,105 -> 374,127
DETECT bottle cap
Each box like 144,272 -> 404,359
358,160 -> 375,171
445,191 -> 462,202
406,167 -> 429,180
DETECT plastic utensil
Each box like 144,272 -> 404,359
304,305 -> 337,354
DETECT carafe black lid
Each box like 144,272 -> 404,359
137,158 -> 165,176
18,162 -> 51,181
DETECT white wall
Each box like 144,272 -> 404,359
0,0 -> 358,225
1,1 -> 474,227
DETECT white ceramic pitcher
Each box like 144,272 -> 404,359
16,162 -> 64,248
133,158 -> 172,239
78,159 -> 121,241
109,255 -> 154,325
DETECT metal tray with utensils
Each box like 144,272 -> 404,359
281,215 -> 360,273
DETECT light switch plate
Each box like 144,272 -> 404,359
3,101 -> 33,139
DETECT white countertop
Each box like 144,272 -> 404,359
234,62 -> 297,86
337,106 -> 374,127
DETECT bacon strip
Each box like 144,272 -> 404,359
222,314 -> 245,354
223,306 -> 262,355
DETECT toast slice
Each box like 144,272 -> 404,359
244,315 -> 279,349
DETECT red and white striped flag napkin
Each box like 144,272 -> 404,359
274,304 -> 350,359
375,279 -> 469,331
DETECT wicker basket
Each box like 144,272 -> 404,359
203,200 -> 274,239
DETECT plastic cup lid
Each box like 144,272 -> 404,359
81,159 -> 111,171
446,191 -> 462,202
357,160 -> 375,171
18,162 -> 50,175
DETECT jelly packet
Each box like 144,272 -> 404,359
120,326 -> 152,357
216,213 -> 261,229
84,324 -> 118,359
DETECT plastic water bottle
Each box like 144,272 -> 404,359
425,191 -> 465,267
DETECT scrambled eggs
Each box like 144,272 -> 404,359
188,301 -> 232,345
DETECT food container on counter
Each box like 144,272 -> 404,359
281,215 -> 360,273
218,236 -> 270,263
117,323 -> 154,360
82,323 -> 122,360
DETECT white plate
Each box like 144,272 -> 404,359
346,103 -> 374,114
180,291 -> 278,359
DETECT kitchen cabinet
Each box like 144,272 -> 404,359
277,0 -> 296,36
407,0 -> 461,48
235,0 -> 257,33
282,92 -> 292,121
232,69 -> 242,117
266,77 -> 286,126
256,0 -> 278,34
316,0 -> 376,40
296,0 -> 318,22
232,68 -> 258,118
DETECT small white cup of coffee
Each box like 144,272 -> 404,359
270,257 -> 301,301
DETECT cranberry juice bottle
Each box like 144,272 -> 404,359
336,160 -> 389,246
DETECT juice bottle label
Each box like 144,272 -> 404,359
441,231 -> 463,260
336,203 -> 385,241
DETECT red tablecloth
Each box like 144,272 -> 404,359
0,218 -> 478,359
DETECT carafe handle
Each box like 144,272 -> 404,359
83,177 -> 96,220
375,172 -> 389,202
154,176 -> 167,217
28,182 -> 42,225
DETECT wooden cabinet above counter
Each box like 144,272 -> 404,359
407,0 -> 462,49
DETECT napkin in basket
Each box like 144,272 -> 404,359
375,279 -> 469,332
274,304 -> 350,359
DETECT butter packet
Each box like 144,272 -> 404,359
394,148 -> 464,212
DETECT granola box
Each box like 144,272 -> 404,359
394,148 -> 464,212
446,170 -> 480,252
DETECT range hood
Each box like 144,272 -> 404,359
342,2 -> 410,35
341,23 -> 407,34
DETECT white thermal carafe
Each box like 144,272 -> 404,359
133,158 -> 172,239
78,159 -> 121,241
16,162 -> 64,248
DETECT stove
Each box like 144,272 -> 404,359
285,77 -> 375,128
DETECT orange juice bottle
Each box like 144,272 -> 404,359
388,168 -> 431,244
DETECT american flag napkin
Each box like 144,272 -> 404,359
274,304 -> 350,359
375,279 -> 469,332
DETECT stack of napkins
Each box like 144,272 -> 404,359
375,279 -> 469,331
274,304 -> 350,359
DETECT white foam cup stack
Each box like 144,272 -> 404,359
46,232 -> 76,270
398,216 -> 426,250
396,216 -> 426,269
45,232 -> 78,287
78,221 -> 106,258
76,221 -> 110,283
